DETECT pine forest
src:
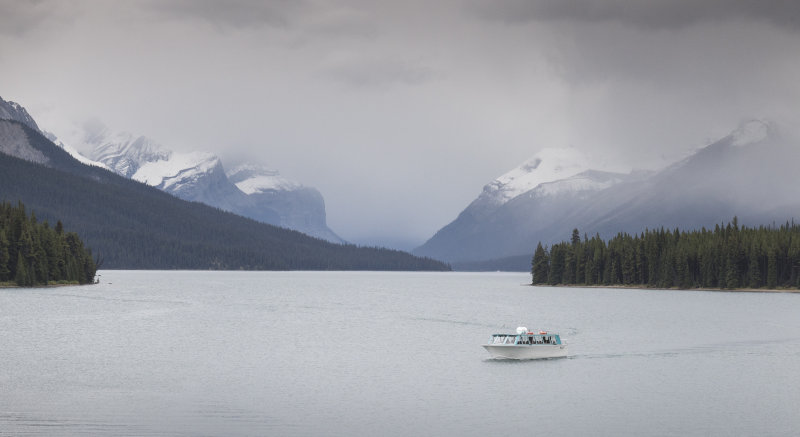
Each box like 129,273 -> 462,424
531,218 -> 800,290
0,201 -> 97,287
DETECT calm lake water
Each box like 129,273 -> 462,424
1,271 -> 799,436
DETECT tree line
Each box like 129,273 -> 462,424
531,218 -> 800,289
0,201 -> 97,286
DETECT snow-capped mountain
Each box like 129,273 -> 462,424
0,96 -> 107,168
414,147 -> 634,262
482,147 -> 593,207
455,147 -> 597,228
0,97 -> 343,243
76,122 -> 343,243
88,128 -> 170,178
228,164 -> 302,194
227,164 -> 343,243
415,119 -> 800,265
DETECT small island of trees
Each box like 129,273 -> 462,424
0,201 -> 97,287
532,218 -> 800,290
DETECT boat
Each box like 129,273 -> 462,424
483,327 -> 567,360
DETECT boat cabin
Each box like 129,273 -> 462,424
489,333 -> 562,345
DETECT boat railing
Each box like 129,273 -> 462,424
489,333 -> 562,345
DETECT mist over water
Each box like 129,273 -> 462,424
2,271 -> 799,436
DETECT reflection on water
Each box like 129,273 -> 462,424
2,270 -> 800,436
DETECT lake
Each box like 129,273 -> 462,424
1,271 -> 799,436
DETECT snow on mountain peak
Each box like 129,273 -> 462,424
132,151 -> 219,189
227,164 -> 302,194
486,147 -> 593,205
730,119 -> 770,147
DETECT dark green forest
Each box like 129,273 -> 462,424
0,201 -> 97,286
531,219 -> 800,289
0,120 -> 448,271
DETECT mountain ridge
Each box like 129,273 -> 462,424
0,117 -> 448,271
74,121 -> 344,243
415,119 -> 800,266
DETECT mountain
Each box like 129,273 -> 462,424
1,96 -> 107,169
226,164 -> 341,243
0,117 -> 448,271
415,120 -> 800,267
72,121 -> 344,243
0,97 -> 40,131
579,120 -> 800,236
414,148 -> 636,263
0,96 -> 447,270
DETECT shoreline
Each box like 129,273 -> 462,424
0,281 -> 90,289
531,283 -> 800,293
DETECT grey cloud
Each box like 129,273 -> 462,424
6,0 -> 800,248
324,58 -> 434,88
474,0 -> 800,31
0,0 -> 60,35
150,0 -> 305,28
305,8 -> 378,40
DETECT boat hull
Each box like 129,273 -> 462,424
482,344 -> 567,360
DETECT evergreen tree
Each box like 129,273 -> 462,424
767,249 -> 778,289
548,245 -> 565,285
571,228 -> 581,246
15,252 -> 29,286
530,218 -> 800,290
621,244 -> 635,285
575,246 -> 585,284
564,249 -> 576,284
0,202 -> 98,286
531,243 -> 549,284
0,230 -> 10,281
748,243 -> 762,288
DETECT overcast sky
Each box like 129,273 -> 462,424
3,0 -> 800,249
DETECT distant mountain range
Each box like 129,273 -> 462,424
0,96 -> 447,271
415,120 -> 800,269
3,96 -> 342,243
52,120 -> 344,243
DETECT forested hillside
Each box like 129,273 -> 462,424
0,120 -> 449,271
532,219 -> 800,289
0,202 -> 96,286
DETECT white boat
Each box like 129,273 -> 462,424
483,327 -> 567,360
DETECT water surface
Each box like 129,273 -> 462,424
1,271 -> 799,436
